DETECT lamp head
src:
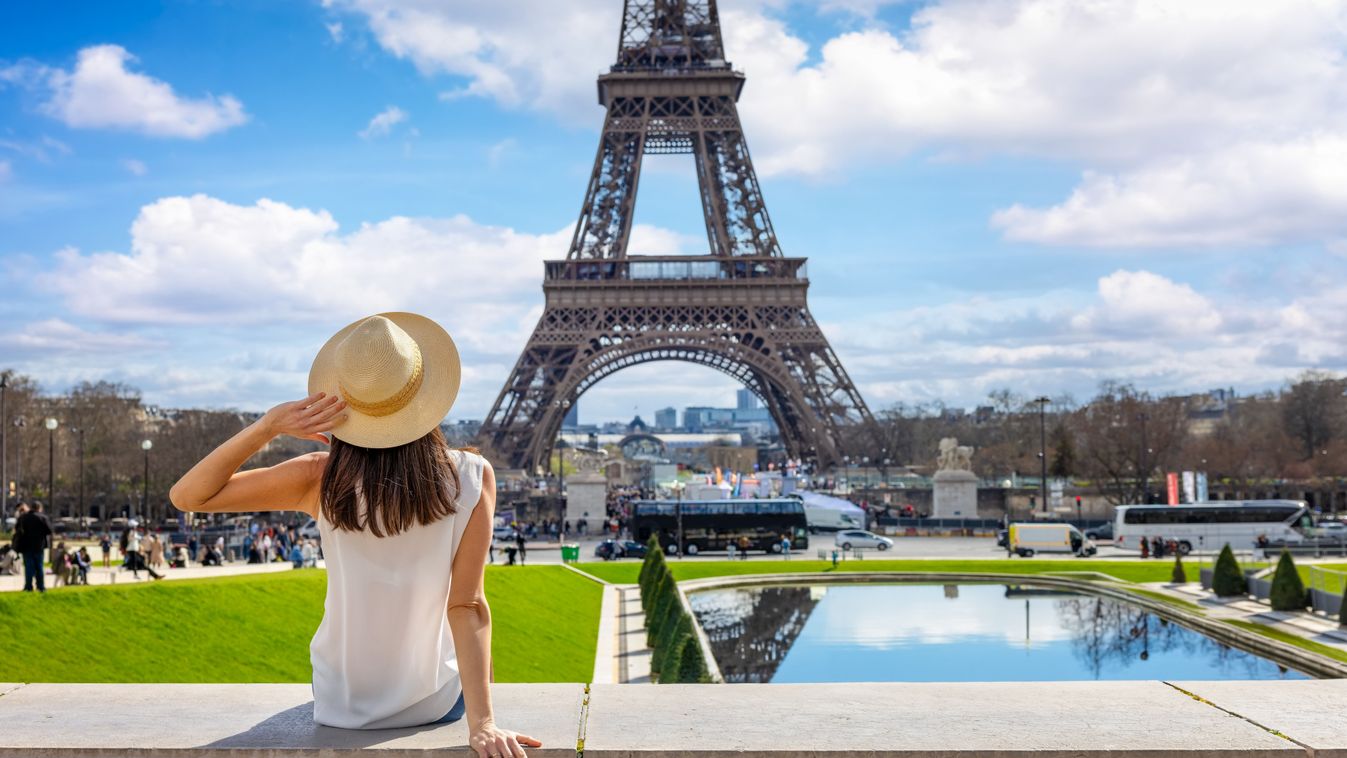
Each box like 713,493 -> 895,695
44,418 -> 58,431
141,439 -> 153,451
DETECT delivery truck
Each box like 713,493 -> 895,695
1007,522 -> 1096,558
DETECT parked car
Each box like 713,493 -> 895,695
1084,521 -> 1114,541
493,526 -> 516,541
1313,521 -> 1347,538
834,529 -> 893,551
299,519 -> 321,540
593,539 -> 648,561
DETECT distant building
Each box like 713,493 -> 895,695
654,406 -> 677,430
562,402 -> 579,429
628,415 -> 649,432
736,388 -> 758,410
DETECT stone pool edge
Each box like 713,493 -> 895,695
674,572 -> 1347,680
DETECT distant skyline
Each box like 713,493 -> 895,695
3,1 -> 1347,425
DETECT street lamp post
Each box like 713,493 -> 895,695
1034,397 -> 1050,514
0,374 -> 7,523
12,416 -> 24,502
45,417 -> 58,513
71,426 -> 86,528
141,439 -> 153,524
671,480 -> 686,560
1137,412 -> 1150,504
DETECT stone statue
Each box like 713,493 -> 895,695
572,447 -> 607,473
936,437 -> 974,472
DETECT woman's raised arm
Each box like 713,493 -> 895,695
169,392 -> 347,516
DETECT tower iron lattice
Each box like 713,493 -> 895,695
478,0 -> 876,471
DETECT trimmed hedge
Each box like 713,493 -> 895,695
1268,551 -> 1307,612
674,634 -> 710,683
1212,544 -> 1247,597
1341,583 -> 1347,627
1171,554 -> 1186,584
655,613 -> 693,678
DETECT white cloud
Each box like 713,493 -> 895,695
992,136 -> 1347,247
0,135 -> 72,163
0,159 -> 10,182
333,0 -> 1347,248
5,45 -> 248,138
326,21 -> 345,42
121,158 -> 148,176
358,105 -> 408,139
0,318 -> 158,355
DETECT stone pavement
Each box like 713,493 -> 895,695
2,680 -> 1346,756
1154,581 -> 1347,657
0,558 -> 318,592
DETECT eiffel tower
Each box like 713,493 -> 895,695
479,0 -> 875,471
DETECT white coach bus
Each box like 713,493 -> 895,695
1114,500 -> 1311,555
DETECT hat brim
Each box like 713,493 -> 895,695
307,312 -> 461,449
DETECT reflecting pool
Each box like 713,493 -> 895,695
687,583 -> 1308,683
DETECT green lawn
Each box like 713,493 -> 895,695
575,558 -> 1185,584
0,566 -> 601,684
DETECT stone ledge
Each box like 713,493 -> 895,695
2,681 -> 1346,757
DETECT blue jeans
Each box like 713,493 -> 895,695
429,691 -> 466,725
22,550 -> 45,592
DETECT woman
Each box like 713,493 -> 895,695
170,313 -> 539,757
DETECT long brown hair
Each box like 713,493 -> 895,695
320,427 -> 461,537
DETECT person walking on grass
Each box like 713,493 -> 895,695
100,532 -> 112,568
170,312 -> 540,756
514,529 -> 527,566
14,502 -> 52,593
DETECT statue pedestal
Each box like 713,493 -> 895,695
932,470 -> 978,518
566,472 -> 607,534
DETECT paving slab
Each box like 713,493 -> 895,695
1173,680 -> 1347,758
0,684 -> 22,699
0,683 -> 581,757
583,682 -> 1298,757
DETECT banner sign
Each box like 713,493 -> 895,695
1166,473 -> 1180,505
1181,471 -> 1196,504
1196,472 -> 1209,503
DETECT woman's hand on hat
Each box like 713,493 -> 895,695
262,392 -> 347,443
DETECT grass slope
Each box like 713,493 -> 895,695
0,566 -> 600,684
575,559 -> 1184,585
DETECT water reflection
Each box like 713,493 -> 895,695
688,586 -> 821,683
688,583 -> 1306,683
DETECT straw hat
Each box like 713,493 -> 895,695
307,312 -> 461,449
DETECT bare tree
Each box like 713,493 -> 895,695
1073,382 -> 1189,505
1281,370 -> 1345,461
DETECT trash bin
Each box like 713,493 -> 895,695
561,543 -> 580,563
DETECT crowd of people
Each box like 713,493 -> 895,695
2,500 -> 328,590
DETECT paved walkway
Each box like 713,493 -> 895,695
0,559 -> 319,592
3,680 -> 1346,756
615,584 -> 652,683
1147,581 -> 1347,656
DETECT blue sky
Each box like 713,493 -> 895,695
3,0 -> 1347,427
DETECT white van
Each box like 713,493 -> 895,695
1008,523 -> 1096,558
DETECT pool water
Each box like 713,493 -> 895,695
688,583 -> 1308,683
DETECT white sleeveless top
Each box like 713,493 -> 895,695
310,449 -> 485,729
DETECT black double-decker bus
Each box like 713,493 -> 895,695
631,498 -> 809,556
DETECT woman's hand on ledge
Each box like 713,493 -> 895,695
469,720 -> 541,758
263,392 -> 347,443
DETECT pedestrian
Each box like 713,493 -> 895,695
488,534 -> 495,564
727,540 -> 737,560
149,533 -> 166,570
75,547 -> 92,584
188,534 -> 199,564
515,530 -> 527,566
125,523 -> 163,581
1139,535 -> 1150,559
14,502 -> 53,593
100,532 -> 112,568
291,541 -> 304,568
738,535 -> 750,559
301,539 -> 316,568
781,534 -> 792,560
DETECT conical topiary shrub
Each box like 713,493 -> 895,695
674,633 -> 710,683
640,540 -> 667,607
1340,582 -> 1347,627
1212,544 -> 1247,597
655,612 -> 693,679
645,572 -> 676,639
1268,551 -> 1307,612
1171,554 -> 1187,584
